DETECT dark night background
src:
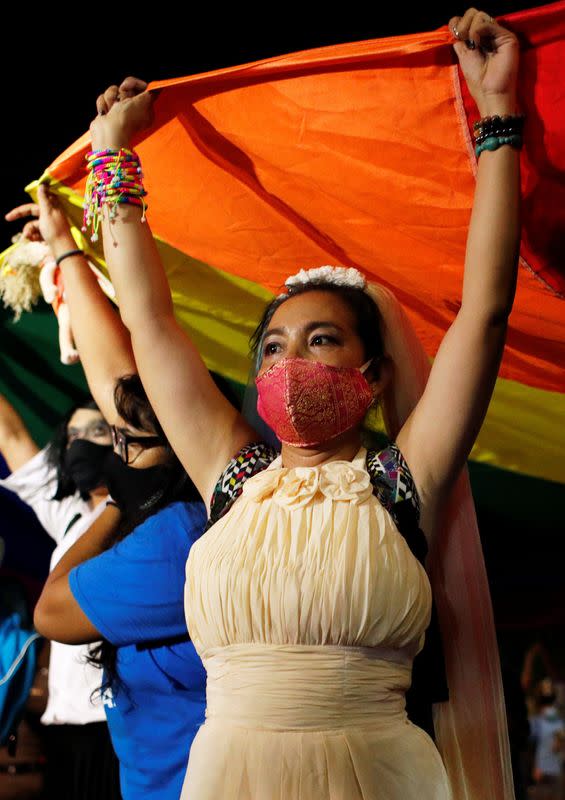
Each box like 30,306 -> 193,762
1,4 -> 563,794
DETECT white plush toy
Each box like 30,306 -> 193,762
0,237 -> 48,320
1,236 -> 78,364
38,254 -> 80,365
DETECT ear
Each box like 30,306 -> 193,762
366,356 -> 392,402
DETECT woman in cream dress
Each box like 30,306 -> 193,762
183,441 -> 447,798
88,8 -> 520,797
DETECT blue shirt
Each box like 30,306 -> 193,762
69,501 -> 207,800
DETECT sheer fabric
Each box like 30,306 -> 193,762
368,284 -> 514,799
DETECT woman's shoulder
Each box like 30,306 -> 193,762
0,446 -> 89,543
129,500 -> 207,547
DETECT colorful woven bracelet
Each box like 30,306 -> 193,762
82,148 -> 147,242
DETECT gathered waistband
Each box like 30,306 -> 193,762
203,644 -> 413,731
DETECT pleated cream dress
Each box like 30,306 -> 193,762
182,447 -> 453,799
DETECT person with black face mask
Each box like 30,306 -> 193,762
8,192 -> 239,800
103,428 -> 172,517
63,436 -> 111,497
34,375 -> 231,800
5,186 -> 147,799
0,392 -> 121,799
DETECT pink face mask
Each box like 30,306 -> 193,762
255,357 -> 374,447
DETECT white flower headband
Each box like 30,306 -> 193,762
284,266 -> 367,294
259,265 -> 373,370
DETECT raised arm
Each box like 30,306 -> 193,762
0,394 -> 39,471
87,81 -> 255,505
396,10 -> 520,511
6,190 -> 136,424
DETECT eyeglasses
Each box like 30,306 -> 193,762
110,425 -> 163,464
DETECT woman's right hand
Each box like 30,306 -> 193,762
5,185 -> 74,251
90,77 -> 155,151
449,9 -> 519,117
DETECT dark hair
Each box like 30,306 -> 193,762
537,692 -> 557,708
89,372 -> 239,697
88,375 -> 198,696
250,282 -> 385,367
112,374 -> 200,532
45,398 -> 102,501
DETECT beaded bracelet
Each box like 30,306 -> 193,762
474,125 -> 523,146
473,113 -> 525,137
473,114 -> 524,158
82,148 -> 147,242
475,134 -> 523,157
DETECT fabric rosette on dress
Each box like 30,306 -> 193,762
242,459 -> 374,509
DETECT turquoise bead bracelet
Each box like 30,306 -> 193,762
475,134 -> 523,158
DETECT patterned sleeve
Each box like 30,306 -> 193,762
366,443 -> 421,520
208,442 -> 278,527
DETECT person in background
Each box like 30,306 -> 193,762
35,374 -> 208,800
0,393 -> 121,800
529,679 -> 565,800
9,191 -> 233,800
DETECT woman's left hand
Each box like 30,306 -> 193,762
449,8 -> 519,116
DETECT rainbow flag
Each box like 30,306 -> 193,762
25,1 -> 564,488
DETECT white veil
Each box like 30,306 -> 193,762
368,283 -> 515,800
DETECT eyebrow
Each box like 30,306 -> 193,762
264,321 -> 344,338
68,422 -> 107,434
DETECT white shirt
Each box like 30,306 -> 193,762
0,447 -> 107,725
